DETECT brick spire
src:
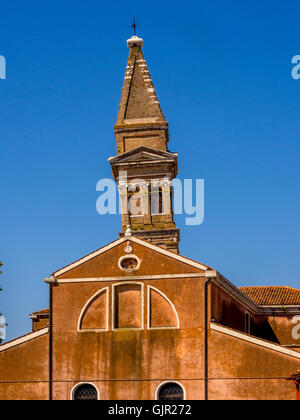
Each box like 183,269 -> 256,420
111,35 -> 180,253
114,35 -> 169,155
116,36 -> 165,124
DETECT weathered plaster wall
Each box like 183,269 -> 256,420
208,328 -> 300,400
52,241 -> 206,400
0,334 -> 49,400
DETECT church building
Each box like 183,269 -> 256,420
1,34 -> 300,400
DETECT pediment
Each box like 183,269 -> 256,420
51,235 -> 211,280
108,146 -> 178,166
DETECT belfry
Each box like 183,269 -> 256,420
109,35 -> 180,253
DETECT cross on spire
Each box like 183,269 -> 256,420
130,17 -> 139,36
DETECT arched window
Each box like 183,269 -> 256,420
73,383 -> 98,400
157,382 -> 184,400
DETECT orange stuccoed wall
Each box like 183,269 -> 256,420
52,240 -> 206,400
0,334 -> 49,400
1,238 -> 300,400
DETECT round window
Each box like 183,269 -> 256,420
121,257 -> 138,269
118,255 -> 141,272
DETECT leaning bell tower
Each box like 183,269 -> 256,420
109,34 -> 180,253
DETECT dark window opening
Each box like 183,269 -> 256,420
120,257 -> 138,270
158,187 -> 163,214
151,186 -> 163,215
73,384 -> 98,400
158,383 -> 184,400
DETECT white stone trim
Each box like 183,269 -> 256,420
260,305 -> 300,309
77,287 -> 109,333
0,328 -> 49,352
70,382 -> 100,400
155,381 -> 186,400
147,286 -> 180,330
211,323 -> 300,359
52,236 -> 209,278
53,238 -> 125,277
128,236 -> 209,271
151,213 -> 168,216
112,282 -> 144,331
54,273 -> 206,284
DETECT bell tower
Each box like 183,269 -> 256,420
109,34 -> 180,253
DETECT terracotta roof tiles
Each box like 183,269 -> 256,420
239,286 -> 300,306
30,309 -> 49,318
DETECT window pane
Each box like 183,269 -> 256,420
74,384 -> 97,400
159,383 -> 184,400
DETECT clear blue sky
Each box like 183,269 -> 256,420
1,1 -> 299,342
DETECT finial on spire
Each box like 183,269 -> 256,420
127,17 -> 143,48
130,17 -> 139,36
